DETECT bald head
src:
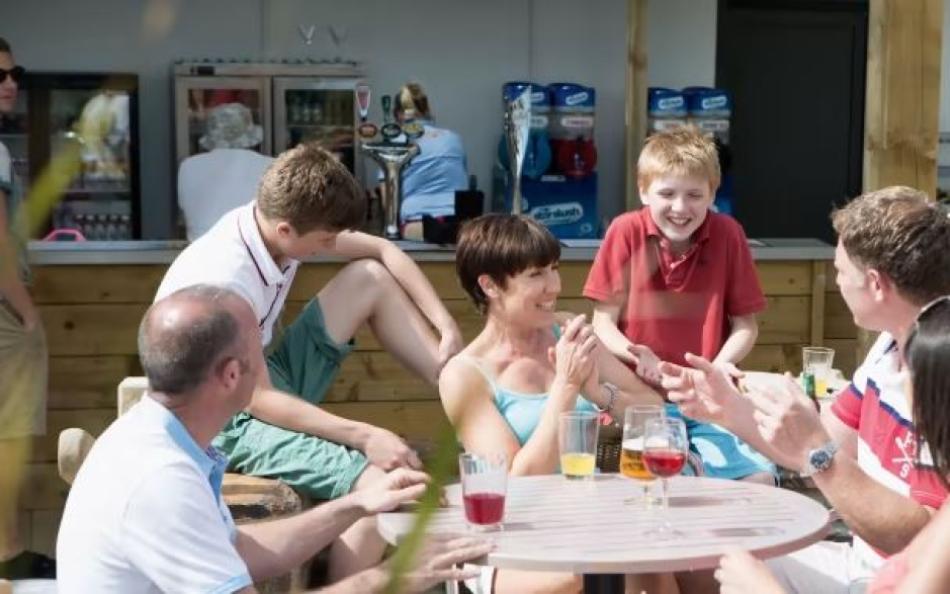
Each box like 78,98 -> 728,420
139,285 -> 252,396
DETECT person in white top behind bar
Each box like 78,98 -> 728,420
177,103 -> 274,241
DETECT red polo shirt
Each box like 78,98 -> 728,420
583,208 -> 766,366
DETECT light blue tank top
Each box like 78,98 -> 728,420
491,385 -> 598,446
459,326 -> 599,446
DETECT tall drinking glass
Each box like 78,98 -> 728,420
558,411 -> 599,480
802,346 -> 835,398
459,452 -> 508,532
643,417 -> 688,538
620,405 -> 664,505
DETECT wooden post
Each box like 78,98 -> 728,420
864,0 -> 944,196
625,0 -> 648,212
859,0 -> 944,358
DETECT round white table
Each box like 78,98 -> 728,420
378,474 -> 831,593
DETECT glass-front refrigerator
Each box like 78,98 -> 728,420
173,61 -> 362,172
173,74 -> 271,163
9,72 -> 140,240
273,77 -> 357,174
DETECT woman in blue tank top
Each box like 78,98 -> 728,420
439,214 -> 669,594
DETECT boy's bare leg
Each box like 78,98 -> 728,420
326,464 -> 389,582
626,572 -> 680,594
317,259 -> 441,385
675,569 -> 718,594
494,569 -> 581,594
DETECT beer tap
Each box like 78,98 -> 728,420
358,90 -> 420,240
504,88 -> 532,215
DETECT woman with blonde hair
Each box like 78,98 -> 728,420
383,82 -> 469,240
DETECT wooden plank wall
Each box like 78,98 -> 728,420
858,0 -> 944,359
22,258 -> 853,555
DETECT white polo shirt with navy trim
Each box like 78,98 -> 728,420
156,201 -> 298,346
57,396 -> 252,593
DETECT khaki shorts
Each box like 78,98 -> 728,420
0,301 -> 47,438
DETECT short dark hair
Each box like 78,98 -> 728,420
905,296 -> 950,485
455,214 -> 560,314
257,142 -> 365,234
0,38 -> 10,54
832,186 -> 950,305
138,285 -> 243,395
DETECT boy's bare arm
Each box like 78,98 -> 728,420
326,231 -> 463,368
713,313 -> 758,366
590,303 -> 637,364
246,370 -> 422,470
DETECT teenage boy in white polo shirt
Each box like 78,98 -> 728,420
58,285 -> 489,593
155,143 -> 464,580
660,186 -> 950,593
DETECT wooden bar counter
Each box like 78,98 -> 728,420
21,238 -> 855,555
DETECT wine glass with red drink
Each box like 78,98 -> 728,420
459,452 -> 508,532
642,417 -> 688,538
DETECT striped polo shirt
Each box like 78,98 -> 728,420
831,332 -> 948,569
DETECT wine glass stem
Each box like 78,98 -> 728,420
661,478 -> 670,512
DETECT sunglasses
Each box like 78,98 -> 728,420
0,66 -> 25,84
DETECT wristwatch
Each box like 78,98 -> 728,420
594,382 -> 619,415
800,441 -> 839,477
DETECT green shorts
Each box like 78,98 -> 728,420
213,298 -> 369,500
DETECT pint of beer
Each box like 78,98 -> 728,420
620,437 -> 653,481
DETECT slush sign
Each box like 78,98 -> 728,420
531,202 -> 584,226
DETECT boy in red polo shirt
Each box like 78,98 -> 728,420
584,126 -> 775,482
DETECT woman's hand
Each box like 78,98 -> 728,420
550,314 -> 599,395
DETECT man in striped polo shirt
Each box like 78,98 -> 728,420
661,186 -> 950,593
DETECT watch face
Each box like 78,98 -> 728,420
811,450 -> 832,470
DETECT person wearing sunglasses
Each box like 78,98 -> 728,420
0,37 -> 52,580
715,297 -> 950,594
660,187 -> 950,594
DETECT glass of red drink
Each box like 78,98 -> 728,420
643,417 -> 688,538
459,452 -> 508,531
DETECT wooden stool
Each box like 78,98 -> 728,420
223,474 -> 309,593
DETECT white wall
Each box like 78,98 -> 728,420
647,0 -> 718,89
0,0 -> 719,237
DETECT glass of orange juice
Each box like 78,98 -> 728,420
558,411 -> 599,480
803,346 -> 835,398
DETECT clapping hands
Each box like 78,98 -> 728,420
549,314 -> 600,395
